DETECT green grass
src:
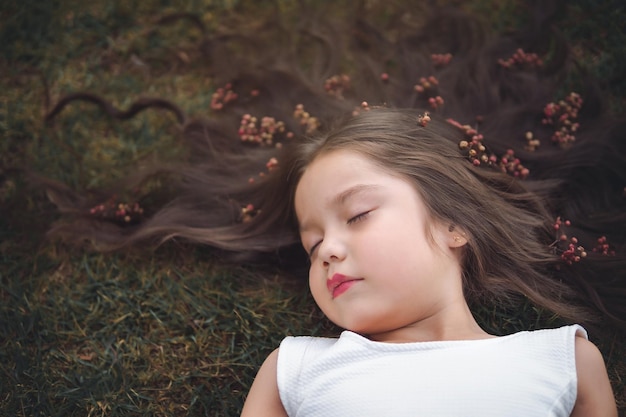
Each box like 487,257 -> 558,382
1,0 -> 625,415
0,247 -> 326,416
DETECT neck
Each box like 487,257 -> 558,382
366,298 -> 495,343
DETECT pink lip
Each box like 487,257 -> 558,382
327,273 -> 363,299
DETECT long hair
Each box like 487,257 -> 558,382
38,1 -> 625,328
289,108 -> 619,324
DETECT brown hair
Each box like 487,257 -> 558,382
38,2 -> 625,327
288,109 -> 586,321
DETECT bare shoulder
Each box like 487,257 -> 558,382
570,336 -> 617,417
240,348 -> 288,417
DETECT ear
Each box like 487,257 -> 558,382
446,224 -> 468,248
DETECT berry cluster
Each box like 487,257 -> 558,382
428,96 -> 444,110
89,199 -> 144,225
593,236 -> 615,256
265,157 -> 279,172
293,104 -> 320,135
497,149 -> 530,179
448,118 -> 530,179
248,157 -> 279,184
413,76 -> 438,93
238,114 -> 291,147
524,131 -> 541,152
240,203 -> 260,223
498,48 -> 543,69
352,101 -> 374,116
414,76 -> 444,110
551,217 -> 587,265
324,74 -> 351,99
431,53 -> 452,67
542,92 -> 582,148
449,119 -> 488,166
210,83 -> 238,111
417,112 -> 431,127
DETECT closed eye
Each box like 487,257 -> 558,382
308,241 -> 322,258
307,210 -> 371,258
347,211 -> 371,225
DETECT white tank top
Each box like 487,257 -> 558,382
277,325 -> 586,417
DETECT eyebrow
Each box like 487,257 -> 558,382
331,183 -> 382,206
298,183 -> 382,232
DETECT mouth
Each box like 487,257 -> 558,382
327,273 -> 363,299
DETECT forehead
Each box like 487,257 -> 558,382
294,150 -> 397,224
296,150 -> 378,197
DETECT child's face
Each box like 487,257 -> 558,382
295,150 -> 466,341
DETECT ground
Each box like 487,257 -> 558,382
1,0 -> 624,415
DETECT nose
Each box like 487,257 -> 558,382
317,234 -> 347,267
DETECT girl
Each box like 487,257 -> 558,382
239,109 -> 618,416
38,1 -> 625,415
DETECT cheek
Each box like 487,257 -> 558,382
308,264 -> 326,304
367,228 -> 433,276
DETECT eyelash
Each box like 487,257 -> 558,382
308,242 -> 321,258
308,211 -> 371,257
347,211 -> 370,225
